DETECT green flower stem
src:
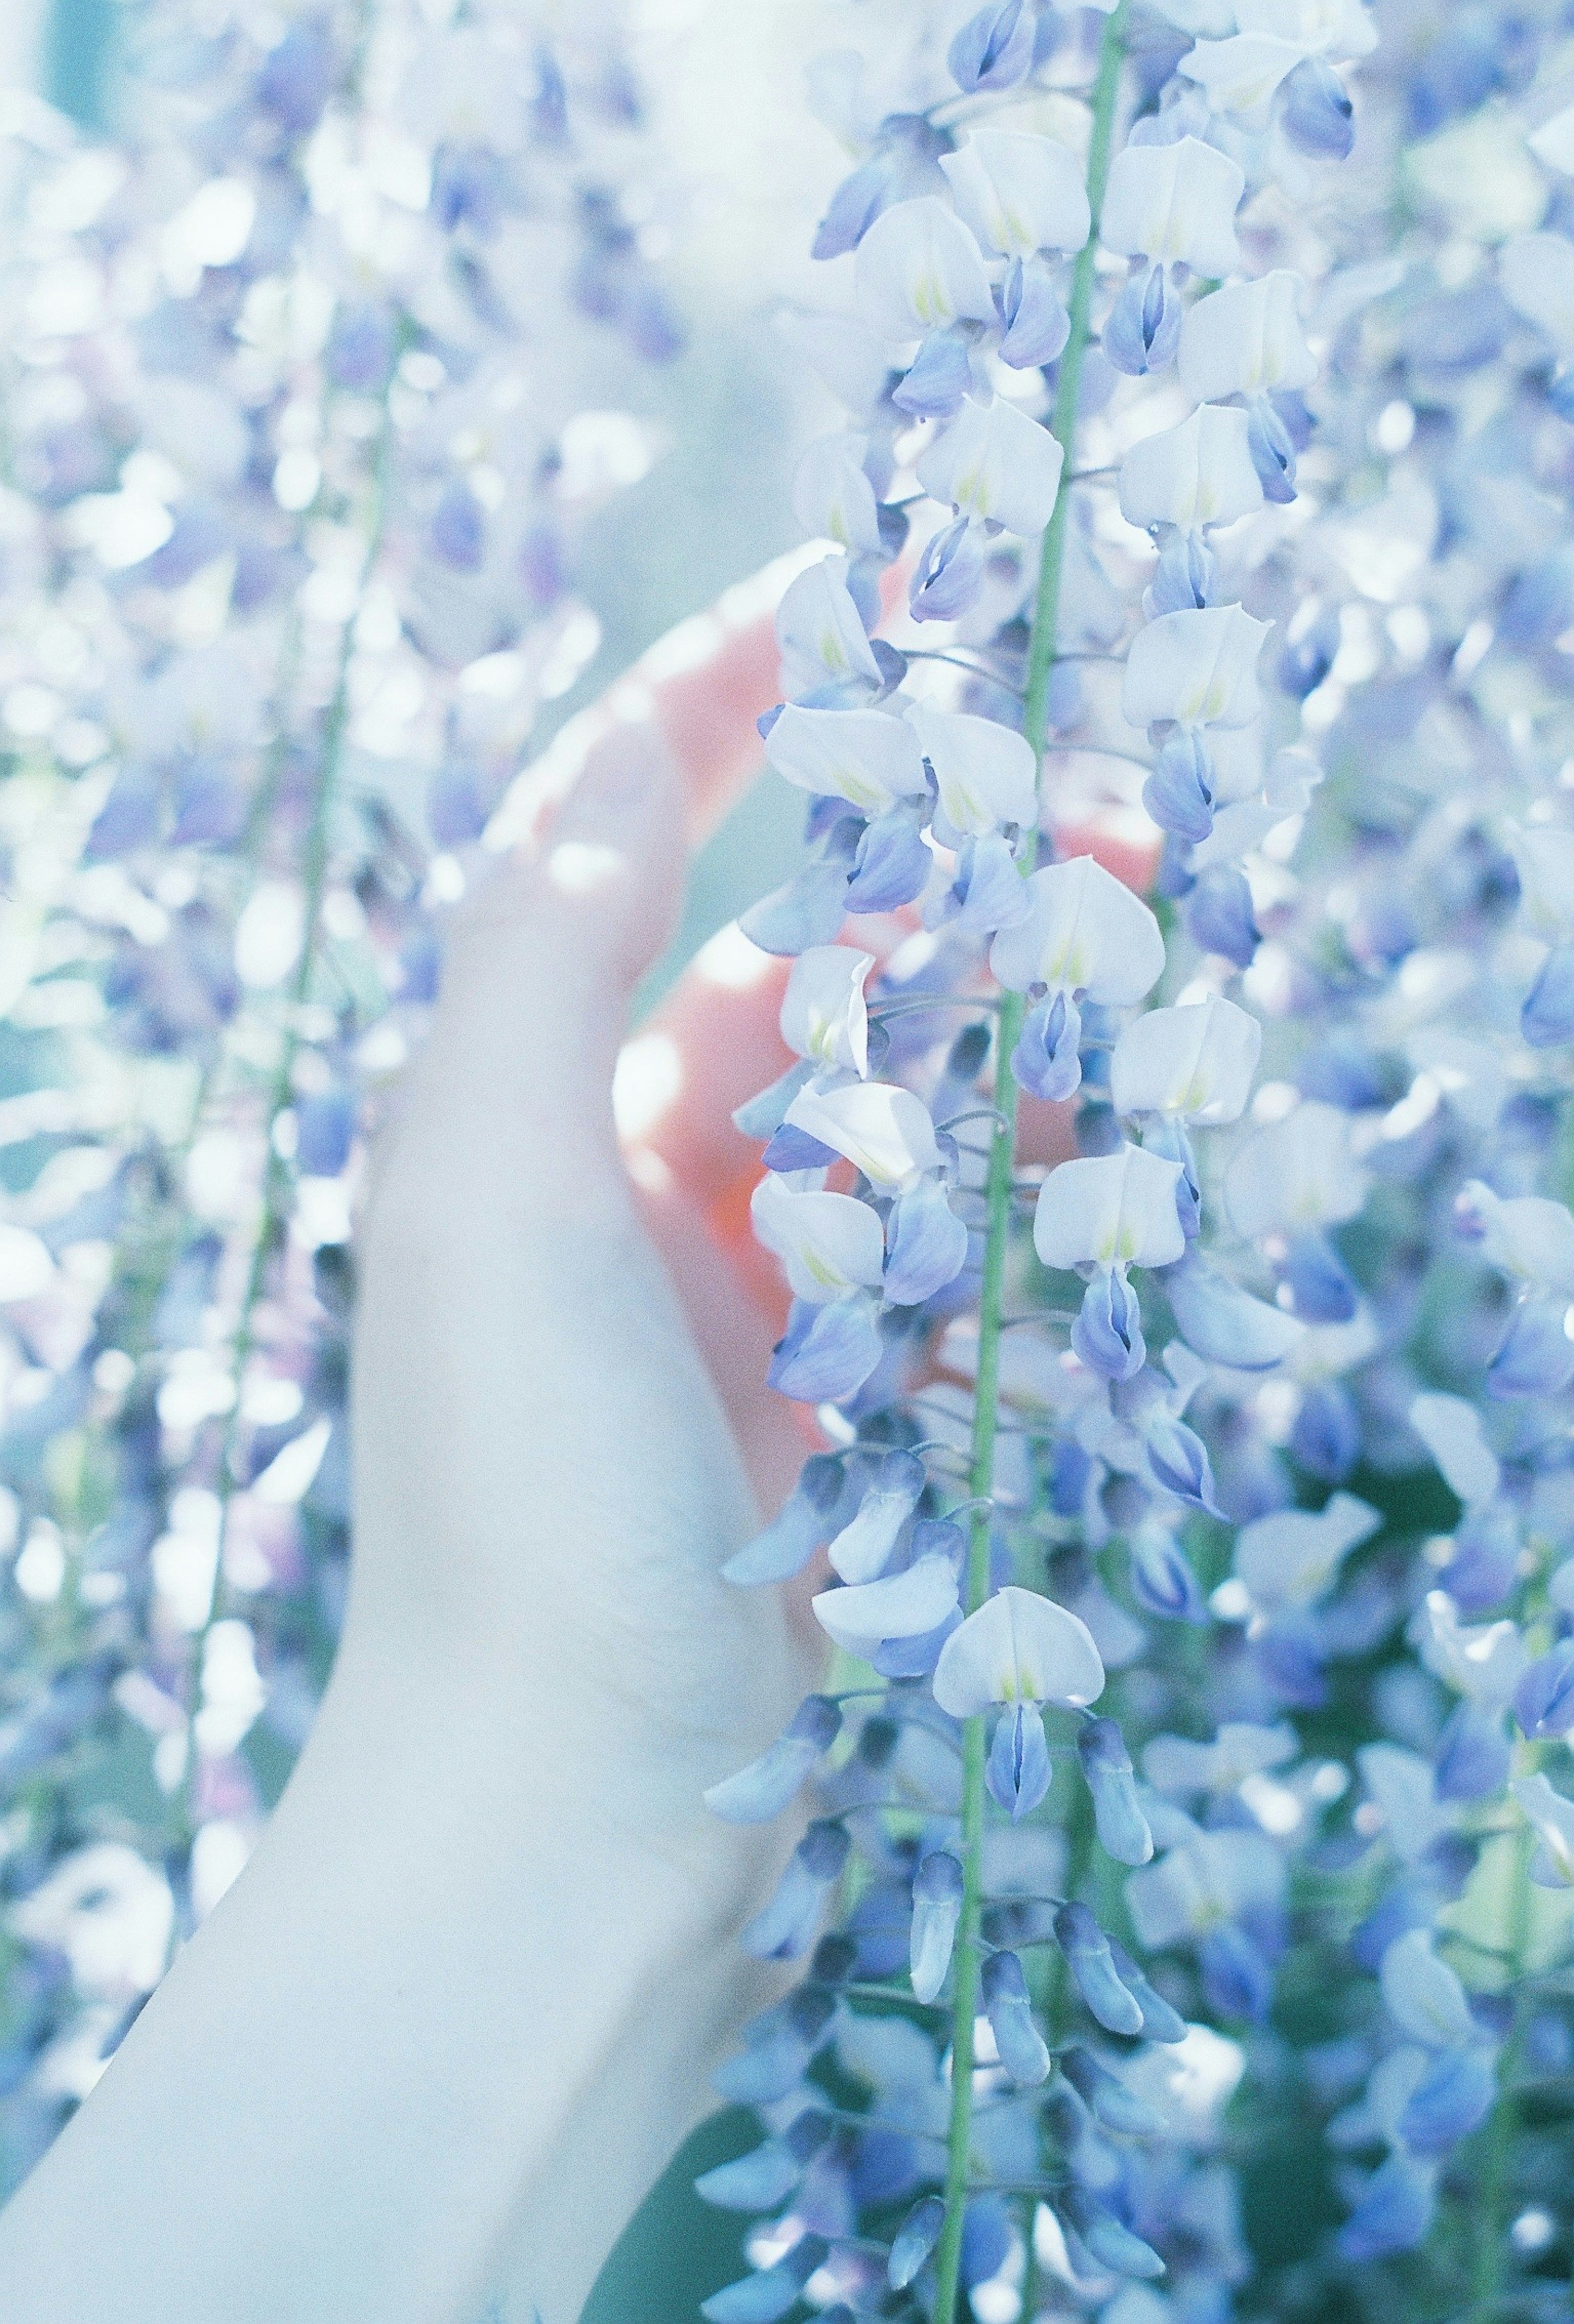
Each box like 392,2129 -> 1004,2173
1022,5 -> 1130,766
928,14 -> 1128,2317
175,404 -> 395,1848
1468,1757 -> 1540,2319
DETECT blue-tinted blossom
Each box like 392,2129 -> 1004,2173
910,1851 -> 965,2003
888,2193 -> 946,2288
1054,1901 -> 1146,2036
981,1948 -> 1051,2083
708,6 -> 1574,2312
1078,1717 -> 1154,1865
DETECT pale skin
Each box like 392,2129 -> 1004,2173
0,579 -> 1114,2322
0,602 -> 824,2324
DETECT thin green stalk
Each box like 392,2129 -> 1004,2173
1023,5 -> 1129,764
174,408 -> 394,1851
1469,1793 -> 1538,2319
928,14 -> 1128,2317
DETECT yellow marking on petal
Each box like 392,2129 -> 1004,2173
953,462 -> 991,520
914,273 -> 950,328
832,766 -> 890,815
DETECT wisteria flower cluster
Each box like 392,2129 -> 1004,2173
701,0 -> 1574,2319
0,0 -> 676,2188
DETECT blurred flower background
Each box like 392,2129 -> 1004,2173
7,3 -> 1574,2322
0,3 -> 842,2305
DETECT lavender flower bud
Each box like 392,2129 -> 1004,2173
1072,1266 -> 1147,1383
1059,2043 -> 1167,2137
1396,2048 -> 1496,2154
1078,1716 -> 1154,1866
713,1990 -> 836,2106
1280,56 -> 1356,160
1107,1936 -> 1188,2042
742,1821 -> 851,1960
948,0 -> 1034,95
981,1948 -> 1052,2084
1054,1902 -> 1145,2036
701,2234 -> 830,2324
1514,1640 -> 1574,1740
888,2192 -> 946,2288
987,1699 -> 1053,1820
1523,945 -> 1574,1045
893,329 -> 973,418
998,257 -> 1071,368
705,1696 -> 843,1824
909,516 -> 987,623
1104,263 -> 1183,376
1062,2189 -> 1166,2281
1185,867 -> 1261,969
1129,1527 -> 1207,1622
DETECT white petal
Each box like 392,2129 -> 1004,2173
1234,1490 -> 1381,1611
750,1175 -> 887,1304
1127,1828 -> 1285,1948
1500,231 -> 1574,354
1178,270 -> 1317,404
939,129 -> 1090,260
1380,1930 -> 1476,2050
1225,1100 -> 1369,1238
764,704 -> 927,815
1508,825 -> 1574,944
1110,996 -> 1261,1124
932,1584 -> 1105,1716
828,1471 -> 923,1584
989,854 -> 1166,1005
792,433 -> 883,557
1118,406 -> 1264,536
775,556 -> 883,700
780,946 -> 874,1075
1357,1743 -> 1451,1865
812,1553 -> 960,1654
1144,1720 -> 1298,1794
1513,1772 -> 1574,1886
1033,1144 -> 1187,1274
915,396 -> 1064,536
1459,1181 -> 1574,1299
906,704 -> 1038,839
1179,33 -> 1310,118
0,1225 -> 54,1303
1419,1591 -> 1524,1708
854,195 -> 995,340
1408,1393 -> 1501,1508
786,1079 -> 942,1190
1147,0 -> 1236,26
1529,102 -> 1574,178
1234,0 -> 1377,59
1122,604 -> 1271,732
1100,136 -> 1245,275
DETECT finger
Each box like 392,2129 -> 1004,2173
375,721 -> 687,1220
356,720 -> 771,1647
377,723 -> 812,1524
484,549 -> 818,860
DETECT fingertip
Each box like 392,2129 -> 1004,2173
453,720 -> 686,1000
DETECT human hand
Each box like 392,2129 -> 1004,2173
0,584 -> 826,2324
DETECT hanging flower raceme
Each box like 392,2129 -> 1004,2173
704,7 -> 1409,2312
0,0 -> 683,2182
